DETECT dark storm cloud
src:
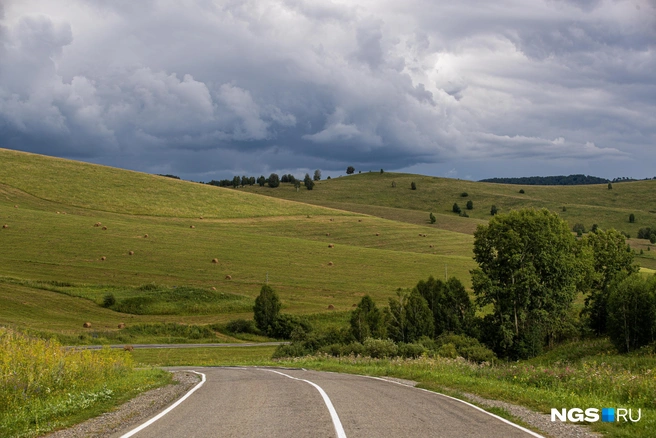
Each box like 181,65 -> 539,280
0,0 -> 654,180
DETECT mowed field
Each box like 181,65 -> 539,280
0,149 -> 475,342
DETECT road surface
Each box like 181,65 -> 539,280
113,367 -> 542,438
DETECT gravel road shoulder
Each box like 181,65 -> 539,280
43,371 -> 200,438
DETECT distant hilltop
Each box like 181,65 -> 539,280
480,174 -> 610,185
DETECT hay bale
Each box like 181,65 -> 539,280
358,219 -> 362,222
199,216 -> 203,219
375,233 -> 380,236
2,224 -> 7,229
328,261 -> 334,266
330,218 -> 334,221
225,275 -> 232,280
328,243 -> 334,248
327,304 -> 335,310
14,205 -> 18,208
144,234 -> 148,238
123,345 -> 134,352
326,233 -> 330,236
102,226 -> 107,230
56,211 -> 60,214
352,303 -> 357,307
190,225 -> 195,229
94,222 -> 101,227
118,323 -> 126,329
429,245 -> 434,248
128,250 -> 134,255
212,258 -> 219,264
211,286 -> 217,291
83,322 -> 92,328
100,256 -> 106,261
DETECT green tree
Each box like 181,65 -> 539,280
466,200 -> 473,210
581,229 -> 639,335
415,276 -> 475,338
429,212 -> 436,224
304,173 -> 315,190
387,289 -> 434,343
411,182 -> 417,190
268,173 -> 280,188
346,166 -> 355,174
380,168 -> 384,174
313,169 -> 322,181
257,176 -> 266,187
253,284 -> 281,333
608,182 -> 613,190
294,180 -> 301,190
607,275 -> 656,352
471,208 -> 584,359
350,295 -> 384,342
452,203 -> 461,214
490,205 -> 498,215
629,213 -> 635,223
232,175 -> 240,188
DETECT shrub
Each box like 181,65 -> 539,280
346,166 -> 355,174
304,173 -> 315,190
102,294 -> 116,308
460,192 -> 468,197
490,205 -> 498,215
436,343 -> 458,358
268,173 -> 280,188
429,212 -> 436,224
398,342 -> 426,358
459,211 -> 469,218
466,200 -> 473,210
572,223 -> 586,235
519,189 -> 525,194
452,203 -> 461,214
629,213 -> 635,223
411,182 -> 417,190
268,314 -> 312,339
436,333 -> 496,363
225,319 -> 259,335
380,169 -> 384,174
271,343 -> 308,358
363,338 -> 398,358
608,182 -> 613,190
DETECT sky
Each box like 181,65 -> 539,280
0,0 -> 654,181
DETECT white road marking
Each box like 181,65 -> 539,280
262,369 -> 348,438
364,376 -> 544,438
119,370 -> 206,438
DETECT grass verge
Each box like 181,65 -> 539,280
0,328 -> 170,438
131,346 -> 278,366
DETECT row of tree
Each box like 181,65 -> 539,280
207,171 -> 322,190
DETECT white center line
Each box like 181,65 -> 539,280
262,369 -> 347,438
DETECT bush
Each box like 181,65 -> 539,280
398,343 -> 426,358
459,211 -> 469,218
268,314 -> 312,339
466,200 -> 473,210
490,205 -> 498,215
572,223 -> 586,235
346,166 -> 355,174
225,319 -> 259,335
629,213 -> 636,223
452,203 -> 461,214
304,173 -> 315,190
411,182 -> 417,190
268,173 -> 280,188
102,294 -> 116,308
429,212 -> 436,224
460,192 -> 468,197
436,333 -> 496,363
519,189 -> 525,194
271,343 -> 308,358
363,338 -> 398,358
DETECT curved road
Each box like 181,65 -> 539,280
113,367 -> 542,438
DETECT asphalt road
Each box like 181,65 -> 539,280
113,367 -> 542,438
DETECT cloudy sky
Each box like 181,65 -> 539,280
1,0 -> 654,181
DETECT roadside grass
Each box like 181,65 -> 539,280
274,339 -> 656,438
0,327 -> 171,438
131,345 -> 278,366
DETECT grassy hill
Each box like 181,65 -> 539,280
0,149 -> 475,342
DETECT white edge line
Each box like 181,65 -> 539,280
119,370 -> 206,438
364,376 -> 544,438
262,369 -> 347,438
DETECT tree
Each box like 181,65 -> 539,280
471,208 -> 584,359
294,180 -> 301,191
415,276 -> 475,338
257,176 -> 266,187
346,166 -> 355,174
281,174 -> 289,183
313,169 -> 321,181
232,175 -> 240,188
629,213 -> 635,223
350,295 -> 384,342
490,205 -> 498,215
253,284 -> 281,333
304,173 -> 314,190
607,275 -> 656,352
268,173 -> 280,188
572,223 -> 586,236
466,200 -> 473,210
519,189 -> 525,194
387,289 -> 434,343
608,182 -> 613,190
411,182 -> 417,190
581,229 -> 639,335
429,212 -> 436,224
452,203 -> 461,214
380,169 -> 384,174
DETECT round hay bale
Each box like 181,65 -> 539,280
211,286 -> 217,291
128,250 -> 134,255
199,216 -> 203,219
2,224 -> 7,229
327,304 -> 335,310
375,233 -> 380,236
352,303 -> 357,307
328,261 -> 334,266
118,323 -> 126,329
94,222 -> 101,227
83,322 -> 92,328
225,275 -> 232,280
123,345 -> 134,352
330,218 -> 334,222
56,211 -> 60,214
358,219 -> 362,222
326,233 -> 330,236
144,234 -> 148,238
328,243 -> 334,248
14,205 -> 18,208
429,245 -> 434,248
212,258 -> 219,264
100,256 -> 106,261
102,226 -> 107,230
190,225 -> 195,229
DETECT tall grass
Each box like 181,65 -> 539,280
0,327 -> 169,437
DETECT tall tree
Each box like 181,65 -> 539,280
350,295 -> 384,342
471,208 -> 584,358
581,229 -> 639,335
304,173 -> 315,190
346,166 -> 355,174
313,169 -> 322,181
387,289 -> 433,343
607,275 -> 656,352
253,284 -> 281,333
268,173 -> 280,188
